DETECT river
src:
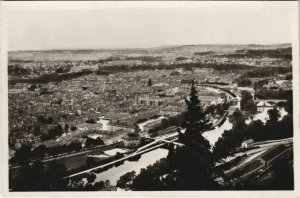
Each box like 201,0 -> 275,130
93,118 -> 233,186
203,118 -> 233,147
94,148 -> 168,185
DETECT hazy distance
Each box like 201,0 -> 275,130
6,1 -> 296,51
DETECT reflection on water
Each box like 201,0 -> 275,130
94,148 -> 168,185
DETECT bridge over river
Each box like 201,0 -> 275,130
255,99 -> 287,111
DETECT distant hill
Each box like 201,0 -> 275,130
148,44 -> 291,55
9,43 -> 291,62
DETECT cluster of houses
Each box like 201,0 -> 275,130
9,65 -> 234,155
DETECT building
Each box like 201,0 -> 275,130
135,95 -> 164,106
143,119 -> 163,132
160,105 -> 185,116
241,139 -> 254,148
108,123 -> 135,133
122,133 -> 141,148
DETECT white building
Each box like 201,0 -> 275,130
241,139 -> 254,148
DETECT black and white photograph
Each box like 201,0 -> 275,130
0,1 -> 299,196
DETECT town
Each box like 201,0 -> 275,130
8,44 -> 293,191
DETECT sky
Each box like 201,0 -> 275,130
5,1 -> 297,51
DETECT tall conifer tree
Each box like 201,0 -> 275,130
179,79 -> 211,147
171,79 -> 217,190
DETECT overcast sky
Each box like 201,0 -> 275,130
5,1 -> 297,51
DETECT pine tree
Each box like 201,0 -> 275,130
130,80 -> 218,190
170,79 -> 217,190
179,79 -> 211,147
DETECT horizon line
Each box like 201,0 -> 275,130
8,43 -> 292,53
